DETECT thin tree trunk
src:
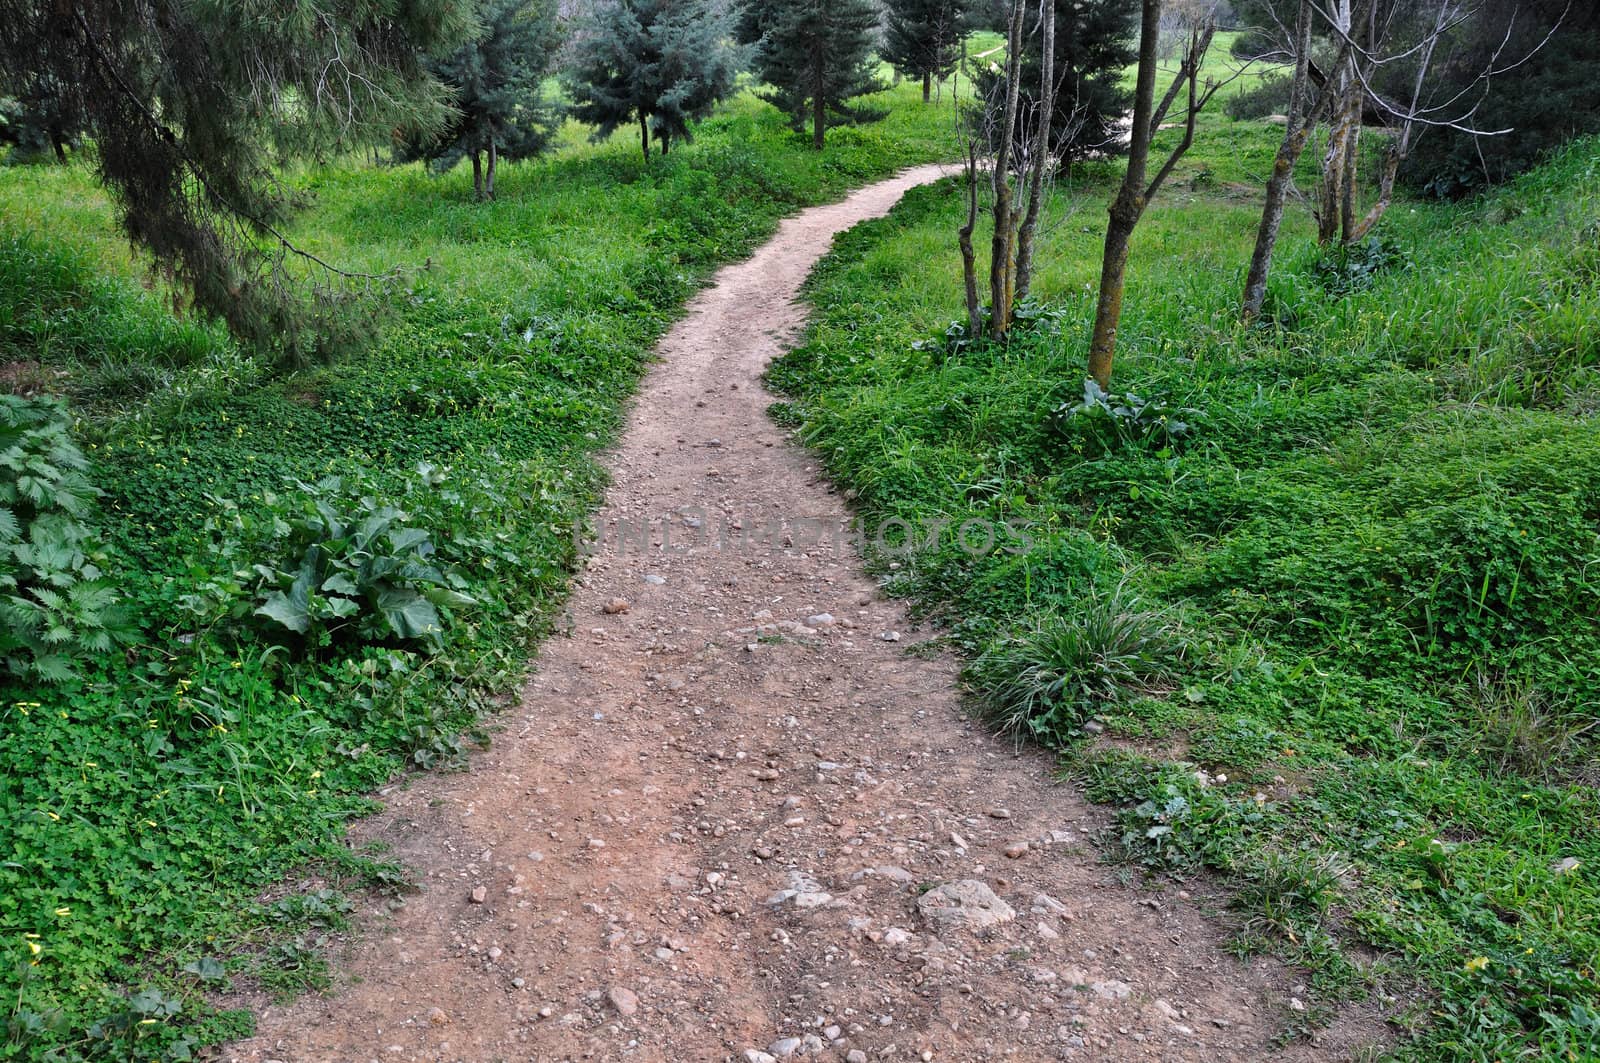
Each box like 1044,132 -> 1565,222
1346,3 -> 1440,242
1317,0 -> 1356,245
988,0 -> 1026,340
471,150 -> 483,199
1346,143 -> 1401,242
1242,0 -> 1316,321
640,115 -> 650,162
1015,0 -> 1058,304
485,138 -> 498,200
923,71 -> 932,102
1088,0 -> 1163,389
1340,103 -> 1360,241
958,141 -> 983,338
813,49 -> 827,150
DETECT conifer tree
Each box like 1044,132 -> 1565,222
568,0 -> 745,162
883,0 -> 970,103
404,0 -> 561,200
0,77 -> 82,163
749,0 -> 886,150
0,0 -> 471,367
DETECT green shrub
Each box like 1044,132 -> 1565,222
1051,378 -> 1198,457
1312,234 -> 1408,297
965,583 -> 1187,743
1224,72 -> 1293,121
182,473 -> 475,653
0,395 -> 132,679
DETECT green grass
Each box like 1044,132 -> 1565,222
772,119 -> 1600,1059
0,78 -> 960,1061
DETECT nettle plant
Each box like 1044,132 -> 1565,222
0,395 -> 133,680
184,473 -> 475,653
1053,378 -> 1198,457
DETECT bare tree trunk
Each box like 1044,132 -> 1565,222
988,0 -> 1026,340
471,150 -> 484,199
485,138 -> 498,200
1241,0 -> 1317,321
1089,0 -> 1162,390
640,115 -> 650,162
1340,105 -> 1360,240
813,52 -> 827,150
1014,0 -> 1058,304
958,141 -> 983,338
1088,5 -> 1215,388
923,71 -> 932,102
1346,143 -> 1401,241
1316,0 -> 1356,245
1345,2 -> 1441,242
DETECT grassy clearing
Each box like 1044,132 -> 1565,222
0,80 -> 959,1061
773,110 -> 1600,1059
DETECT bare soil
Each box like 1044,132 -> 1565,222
231,167 -> 1387,1063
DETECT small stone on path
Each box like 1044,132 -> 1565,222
607,986 -> 640,1017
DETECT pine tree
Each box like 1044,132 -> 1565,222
404,0 -> 561,200
749,0 -> 886,150
0,76 -> 82,163
883,0 -> 970,103
568,0 -> 745,162
0,0 -> 470,368
980,0 -> 1137,166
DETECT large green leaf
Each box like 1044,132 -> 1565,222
374,587 -> 442,643
255,589 -> 310,634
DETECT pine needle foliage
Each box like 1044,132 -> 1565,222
567,0 -> 746,161
0,0 -> 473,368
747,0 -> 887,149
401,0 -> 563,199
883,0 -> 972,102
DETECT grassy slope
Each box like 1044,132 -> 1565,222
0,83 -> 958,1060
772,93 -> 1600,1060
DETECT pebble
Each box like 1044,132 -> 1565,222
917,880 -> 1016,931
988,808 -> 1012,819
427,1007 -> 448,1025
607,986 -> 640,1017
769,1037 -> 802,1058
847,1052 -> 868,1063
1004,841 -> 1030,859
807,613 -> 836,627
469,886 -> 487,904
880,631 -> 901,642
602,597 -> 630,614
642,574 -> 666,585
767,870 -> 833,908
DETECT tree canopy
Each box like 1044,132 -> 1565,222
0,0 -> 471,366
883,0 -> 972,102
568,0 -> 746,160
748,0 -> 886,149
402,0 -> 562,199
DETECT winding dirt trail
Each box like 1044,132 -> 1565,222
233,168 -> 1383,1063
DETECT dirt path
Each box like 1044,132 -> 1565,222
234,168 -> 1383,1063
